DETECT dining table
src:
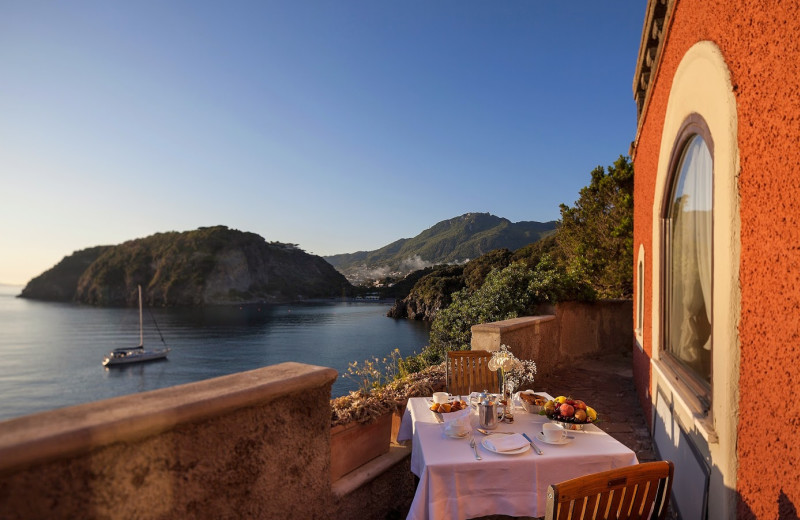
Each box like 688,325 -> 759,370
396,393 -> 639,520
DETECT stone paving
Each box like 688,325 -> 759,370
532,351 -> 657,464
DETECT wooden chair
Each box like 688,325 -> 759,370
446,350 -> 495,396
545,461 -> 674,520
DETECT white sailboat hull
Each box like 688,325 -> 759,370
103,348 -> 170,366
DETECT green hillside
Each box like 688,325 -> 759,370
20,226 -> 352,306
325,213 -> 556,283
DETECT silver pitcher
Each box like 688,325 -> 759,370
478,394 -> 505,430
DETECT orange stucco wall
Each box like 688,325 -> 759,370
633,1 -> 800,518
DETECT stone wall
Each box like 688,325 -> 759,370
470,300 -> 633,375
0,361 -> 418,520
0,363 -> 338,520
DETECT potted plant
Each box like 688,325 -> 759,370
329,354 -> 445,481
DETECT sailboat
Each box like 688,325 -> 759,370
102,285 -> 170,367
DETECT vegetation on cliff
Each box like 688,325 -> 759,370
425,258 -> 595,362
19,246 -> 113,302
21,226 -> 352,306
391,155 -> 633,365
388,156 -> 634,322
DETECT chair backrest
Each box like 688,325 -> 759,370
446,350 -> 495,396
545,461 -> 674,520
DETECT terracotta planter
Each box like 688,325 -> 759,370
391,404 -> 406,444
330,411 -> 392,481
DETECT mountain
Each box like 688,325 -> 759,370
324,213 -> 557,283
20,226 -> 352,306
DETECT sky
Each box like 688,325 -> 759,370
0,1 -> 646,285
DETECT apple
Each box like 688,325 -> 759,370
559,403 -> 575,417
574,409 -> 588,422
574,400 -> 587,410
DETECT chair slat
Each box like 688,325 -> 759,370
607,487 -> 626,518
595,490 -> 612,519
617,482 -> 638,519
545,461 -> 674,520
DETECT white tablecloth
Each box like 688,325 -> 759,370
397,395 -> 639,520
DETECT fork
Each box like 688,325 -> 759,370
469,434 -> 482,460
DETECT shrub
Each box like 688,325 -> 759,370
426,258 -> 595,363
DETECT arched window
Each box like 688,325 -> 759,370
636,245 -> 644,338
663,124 -> 713,389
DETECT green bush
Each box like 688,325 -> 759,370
425,258 -> 594,364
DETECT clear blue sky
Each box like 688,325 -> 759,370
0,1 -> 645,285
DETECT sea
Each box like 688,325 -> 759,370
0,285 -> 431,422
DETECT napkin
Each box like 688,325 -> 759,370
484,433 -> 529,452
442,409 -> 471,436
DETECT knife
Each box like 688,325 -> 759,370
522,432 -> 543,455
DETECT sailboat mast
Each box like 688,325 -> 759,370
138,285 -> 144,348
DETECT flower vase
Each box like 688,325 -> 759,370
501,370 -> 514,416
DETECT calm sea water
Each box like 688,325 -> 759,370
0,285 -> 430,422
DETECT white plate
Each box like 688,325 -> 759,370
536,431 -> 571,445
481,435 -> 531,455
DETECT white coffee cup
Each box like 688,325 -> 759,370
433,392 -> 450,404
542,422 -> 567,443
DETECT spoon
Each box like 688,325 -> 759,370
476,428 -> 515,435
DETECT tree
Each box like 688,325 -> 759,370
554,155 -> 634,298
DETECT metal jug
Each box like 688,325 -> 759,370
478,394 -> 505,430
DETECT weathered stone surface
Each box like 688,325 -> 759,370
0,363 -> 338,519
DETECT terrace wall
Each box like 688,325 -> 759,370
470,300 -> 633,375
0,362 -> 413,519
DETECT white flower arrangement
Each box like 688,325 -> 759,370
487,344 -> 537,395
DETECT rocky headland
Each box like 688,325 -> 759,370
20,226 -> 352,306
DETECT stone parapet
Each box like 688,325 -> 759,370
470,300 -> 633,376
471,315 -> 559,374
0,362 -> 338,519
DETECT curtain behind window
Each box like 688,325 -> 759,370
668,135 -> 712,383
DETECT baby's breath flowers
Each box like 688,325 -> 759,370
487,344 -> 537,396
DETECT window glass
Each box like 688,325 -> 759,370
666,135 -> 712,384
637,255 -> 644,333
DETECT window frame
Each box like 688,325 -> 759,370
659,113 -> 715,413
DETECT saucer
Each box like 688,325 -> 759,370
536,431 -> 571,445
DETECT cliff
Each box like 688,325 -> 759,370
20,226 -> 352,306
386,265 -> 465,320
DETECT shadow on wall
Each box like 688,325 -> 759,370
735,487 -> 798,519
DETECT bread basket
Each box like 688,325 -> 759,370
517,391 -> 548,413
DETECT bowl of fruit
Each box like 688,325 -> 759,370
539,396 -> 598,430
